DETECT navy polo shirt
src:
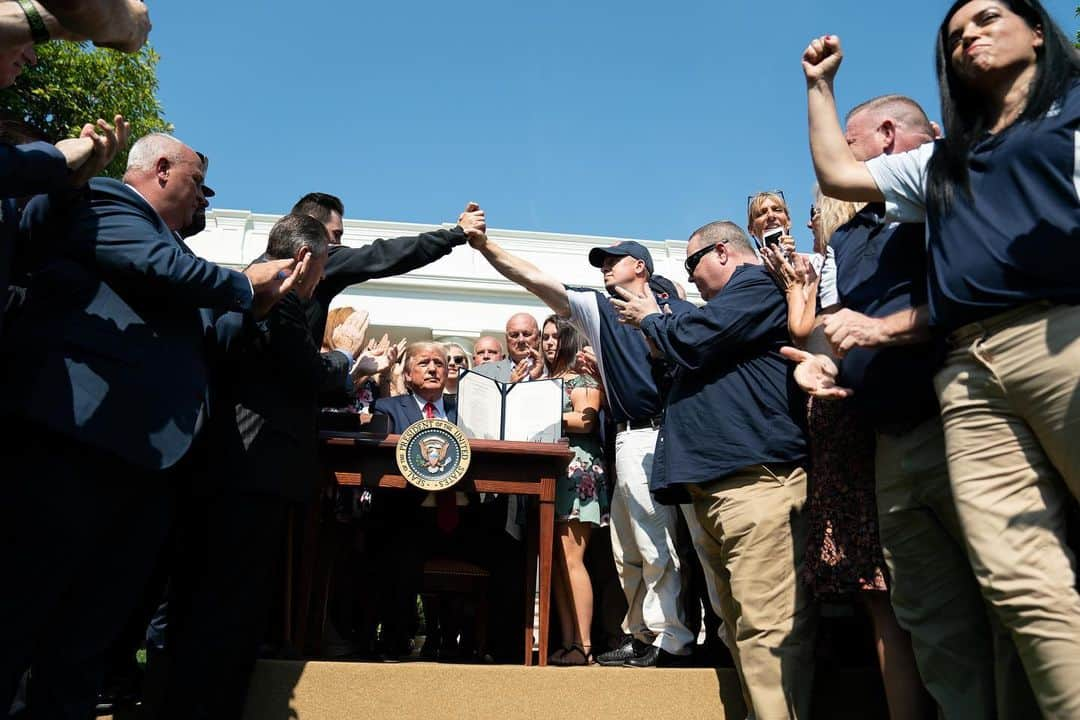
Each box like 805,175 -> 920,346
565,285 -> 694,424
639,264 -> 807,503
866,78 -> 1080,333
831,205 -> 941,432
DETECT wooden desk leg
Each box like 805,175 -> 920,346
537,489 -> 555,668
523,498 -> 538,666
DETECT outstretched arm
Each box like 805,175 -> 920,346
803,35 -> 883,202
469,233 -> 570,318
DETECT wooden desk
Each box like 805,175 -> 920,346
318,431 -> 572,667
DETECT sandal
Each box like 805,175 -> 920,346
559,643 -> 594,666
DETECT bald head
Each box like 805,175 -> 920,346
473,335 -> 505,366
505,313 -> 540,363
688,221 -> 757,259
845,95 -> 936,161
122,133 -> 206,231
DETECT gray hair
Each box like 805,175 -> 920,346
125,133 -> 187,173
689,220 -> 757,257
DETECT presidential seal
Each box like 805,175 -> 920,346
395,418 -> 471,492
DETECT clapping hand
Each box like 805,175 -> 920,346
509,347 -> 544,382
610,285 -> 661,328
332,310 -> 370,358
780,346 -> 852,399
762,246 -> 817,298
802,35 -> 843,85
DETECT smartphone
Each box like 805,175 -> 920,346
763,228 -> 784,248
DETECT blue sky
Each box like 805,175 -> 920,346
149,1 -> 1077,250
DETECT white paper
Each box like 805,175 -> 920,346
504,378 -> 563,443
455,371 -> 503,440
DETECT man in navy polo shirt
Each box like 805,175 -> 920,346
467,234 -> 697,667
613,220 -> 811,718
788,94 -> 1036,719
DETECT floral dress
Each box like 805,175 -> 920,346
556,374 -> 609,527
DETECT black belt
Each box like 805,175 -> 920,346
615,415 -> 662,433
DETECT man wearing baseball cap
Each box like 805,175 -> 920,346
468,234 -> 697,667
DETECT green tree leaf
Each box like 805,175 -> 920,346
0,41 -> 171,179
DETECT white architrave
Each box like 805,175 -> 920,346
187,209 -> 700,340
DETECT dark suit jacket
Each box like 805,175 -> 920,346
212,271 -> 352,502
304,227 -> 467,341
371,392 -> 458,434
1,141 -> 70,342
4,178 -> 253,470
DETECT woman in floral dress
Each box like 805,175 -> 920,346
541,315 -> 608,665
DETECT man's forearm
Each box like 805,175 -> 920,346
478,240 -> 570,317
878,305 -> 931,346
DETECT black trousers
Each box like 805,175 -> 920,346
0,421 -> 178,720
160,489 -> 289,720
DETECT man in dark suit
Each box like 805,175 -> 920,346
289,193 -> 487,342
372,342 -> 492,659
0,132 -> 299,719
160,213 -> 372,719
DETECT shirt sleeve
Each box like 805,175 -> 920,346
564,287 -> 603,349
639,269 -> 786,371
816,247 -> 839,309
864,140 -> 935,223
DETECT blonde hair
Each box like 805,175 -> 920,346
746,191 -> 790,231
812,185 -> 863,252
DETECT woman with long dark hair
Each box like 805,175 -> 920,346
541,314 -> 608,665
802,2 -> 1080,715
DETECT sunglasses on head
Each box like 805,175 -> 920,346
747,189 -> 786,213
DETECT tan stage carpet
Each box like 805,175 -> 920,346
229,660 -> 885,720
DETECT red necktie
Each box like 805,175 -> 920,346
426,402 -> 459,534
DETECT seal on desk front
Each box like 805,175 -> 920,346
395,418 -> 471,491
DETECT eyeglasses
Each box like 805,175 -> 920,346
447,355 -> 467,365
684,240 -> 729,275
747,189 -> 786,213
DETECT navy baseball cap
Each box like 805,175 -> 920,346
588,240 -> 654,275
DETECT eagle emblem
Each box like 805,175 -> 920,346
421,436 -> 451,473
396,418 -> 471,491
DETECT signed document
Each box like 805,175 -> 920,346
456,370 -> 563,443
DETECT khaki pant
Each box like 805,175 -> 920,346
611,428 -> 694,652
935,302 -> 1080,719
686,465 -> 815,720
876,416 -> 1037,719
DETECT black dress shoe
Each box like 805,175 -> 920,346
624,646 -> 695,668
595,636 -> 651,666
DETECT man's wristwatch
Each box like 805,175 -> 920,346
17,0 -> 50,45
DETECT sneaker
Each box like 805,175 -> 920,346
595,636 -> 650,666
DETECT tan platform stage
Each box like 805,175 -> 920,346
221,659 -> 886,720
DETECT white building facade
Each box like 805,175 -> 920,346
189,209 -> 700,348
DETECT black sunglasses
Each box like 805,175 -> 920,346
684,240 -> 729,275
447,354 -> 467,365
